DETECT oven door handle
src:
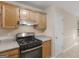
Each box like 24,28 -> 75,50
21,45 -> 42,53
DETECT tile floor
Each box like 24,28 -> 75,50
57,41 -> 79,58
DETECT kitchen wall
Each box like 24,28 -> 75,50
44,5 -> 77,57
54,7 -> 78,57
0,26 -> 36,37
44,6 -> 56,57
57,7 -> 77,50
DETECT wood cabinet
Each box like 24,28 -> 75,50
1,3 -> 19,28
37,13 -> 46,32
29,11 -> 37,21
20,9 -> 46,32
0,48 -> 20,58
20,9 -> 30,20
29,11 -> 46,32
42,40 -> 51,58
0,3 -> 2,27
29,11 -> 40,24
20,9 -> 38,20
20,9 -> 39,22
0,3 -> 1,14
10,55 -> 19,58
0,2 -> 46,29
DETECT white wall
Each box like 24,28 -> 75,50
44,5 -> 77,57
44,6 -> 56,57
57,7 -> 77,50
44,6 -> 64,57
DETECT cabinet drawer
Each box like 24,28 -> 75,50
0,48 -> 19,56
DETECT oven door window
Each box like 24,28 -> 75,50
21,46 -> 42,58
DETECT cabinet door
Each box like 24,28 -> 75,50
0,48 -> 20,58
42,40 -> 51,58
0,3 -> 1,14
0,3 -> 2,27
20,9 -> 30,20
36,13 -> 46,32
29,11 -> 36,21
39,14 -> 46,31
2,4 -> 19,28
29,11 -> 39,23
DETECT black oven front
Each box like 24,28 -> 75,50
20,45 -> 42,58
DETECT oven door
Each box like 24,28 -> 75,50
21,45 -> 42,58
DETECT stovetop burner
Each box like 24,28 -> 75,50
16,37 -> 42,50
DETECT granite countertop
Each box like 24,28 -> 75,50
35,35 -> 51,42
0,37 -> 19,52
0,35 -> 51,52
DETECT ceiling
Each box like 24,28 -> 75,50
16,1 -> 53,10
16,1 -> 79,16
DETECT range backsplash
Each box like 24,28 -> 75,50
0,26 -> 45,38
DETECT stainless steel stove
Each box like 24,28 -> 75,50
16,32 -> 42,58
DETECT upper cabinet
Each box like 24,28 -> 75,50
0,3 -> 1,14
29,11 -> 40,24
28,10 -> 47,32
0,2 -> 46,31
1,3 -> 19,28
20,9 -> 47,32
0,3 -> 2,27
29,11 -> 36,21
33,13 -> 47,32
38,13 -> 46,32
20,9 -> 30,20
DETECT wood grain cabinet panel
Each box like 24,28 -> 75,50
0,3 -> 2,27
35,13 -> 46,32
10,55 -> 19,58
29,11 -> 47,32
2,4 -> 19,28
38,13 -> 46,31
29,11 -> 40,24
42,40 -> 51,58
0,48 -> 20,58
0,3 -> 1,14
20,9 -> 30,20
29,11 -> 36,20
0,2 -> 46,29
20,10 -> 47,32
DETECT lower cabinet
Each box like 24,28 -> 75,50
0,48 -> 20,58
42,40 -> 51,58
10,55 -> 19,58
0,40 -> 51,58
